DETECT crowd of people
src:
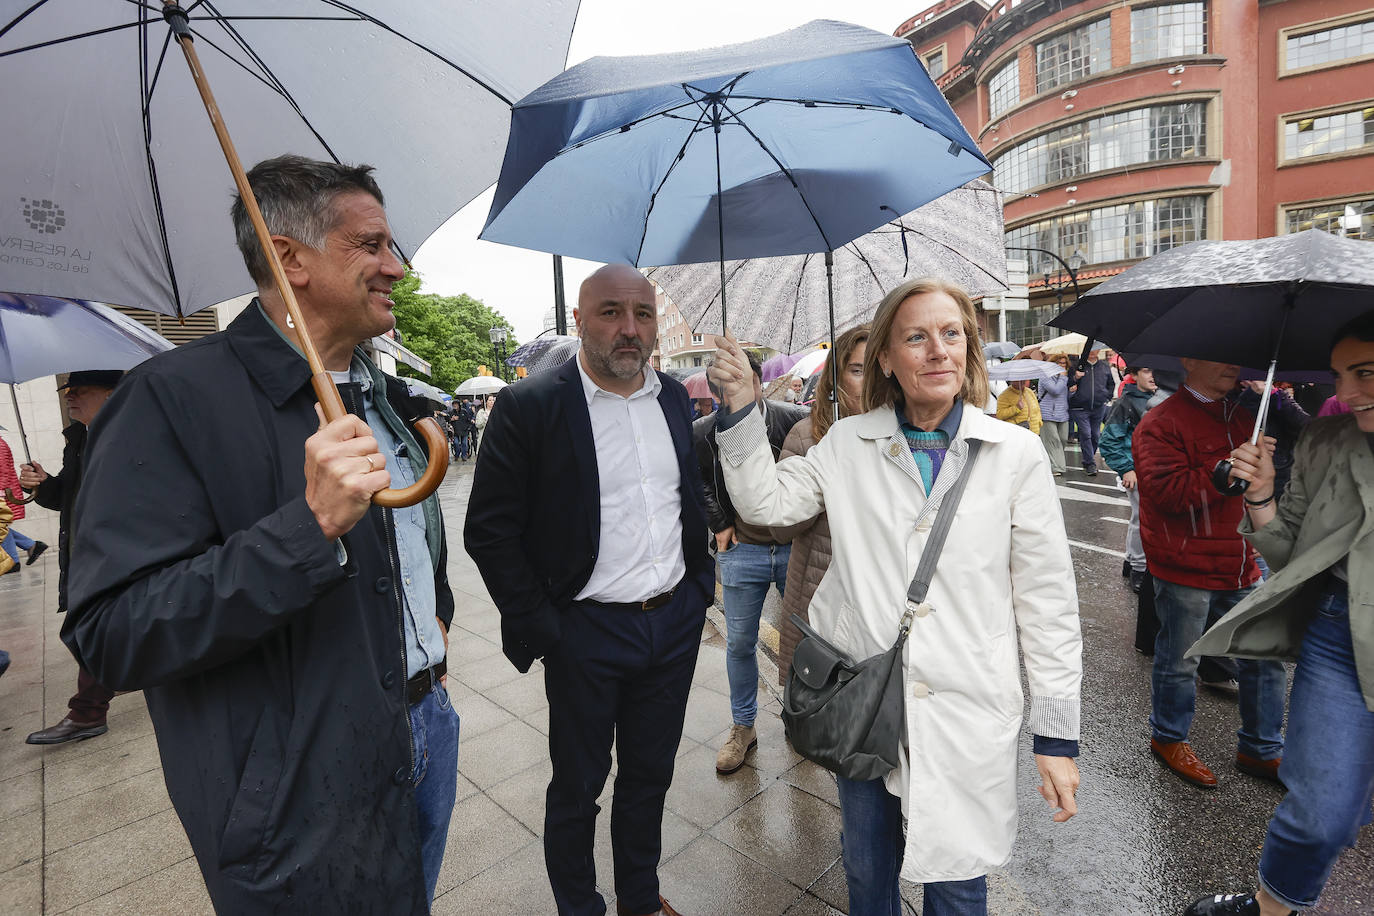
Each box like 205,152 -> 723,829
1,152 -> 1370,916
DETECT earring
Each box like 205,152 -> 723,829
883,368 -> 892,378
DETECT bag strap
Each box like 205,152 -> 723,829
902,438 -> 983,629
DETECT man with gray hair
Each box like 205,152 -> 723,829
62,155 -> 458,913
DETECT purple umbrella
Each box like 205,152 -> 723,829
761,352 -> 804,382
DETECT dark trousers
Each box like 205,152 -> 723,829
542,586 -> 704,916
1068,404 -> 1108,469
69,666 -> 114,723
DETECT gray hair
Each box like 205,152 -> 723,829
232,155 -> 386,286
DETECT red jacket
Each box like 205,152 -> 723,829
1134,387 -> 1260,591
0,437 -> 25,521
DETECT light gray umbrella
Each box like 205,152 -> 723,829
645,181 -> 1007,353
0,1 -> 580,320
987,360 -> 1065,382
454,376 -> 508,397
0,1 -> 577,508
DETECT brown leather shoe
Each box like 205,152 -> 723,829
1151,739 -> 1217,787
616,895 -> 684,916
26,716 -> 108,745
1235,752 -> 1283,786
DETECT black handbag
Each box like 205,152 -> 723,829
781,439 -> 982,781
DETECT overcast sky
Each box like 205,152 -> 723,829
409,0 -> 922,344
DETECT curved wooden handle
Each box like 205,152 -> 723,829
4,487 -> 35,506
372,417 -> 450,509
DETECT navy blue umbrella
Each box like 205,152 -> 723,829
479,20 -> 990,329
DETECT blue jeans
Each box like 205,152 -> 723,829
1258,583 -> 1374,911
718,542 -> 789,727
1067,404 -> 1108,469
836,775 -> 987,916
2,528 -> 34,563
1153,579 -> 1285,759
409,684 -> 460,904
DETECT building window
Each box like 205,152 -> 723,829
992,101 -> 1206,193
693,356 -> 704,367
1284,197 -> 1374,239
1005,194 -> 1207,274
1035,18 -> 1110,93
692,333 -> 703,345
1284,106 -> 1374,161
1285,18 -> 1374,71
1131,3 -> 1207,63
924,48 -> 946,77
988,59 -> 1020,119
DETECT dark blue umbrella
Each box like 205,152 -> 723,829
479,19 -> 990,329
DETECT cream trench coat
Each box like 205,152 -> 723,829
717,402 -> 1082,883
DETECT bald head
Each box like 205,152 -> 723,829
574,264 -> 658,396
578,263 -> 654,309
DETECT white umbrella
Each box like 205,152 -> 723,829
455,376 -> 508,397
987,360 -> 1066,382
786,349 -> 832,380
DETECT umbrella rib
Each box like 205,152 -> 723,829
139,9 -> 186,318
0,0 -> 52,40
317,0 -> 516,106
786,254 -> 810,353
563,99 -> 705,151
718,99 -> 833,251
632,103 -> 713,267
0,20 -> 145,57
193,5 -> 345,164
901,226 -> 1009,290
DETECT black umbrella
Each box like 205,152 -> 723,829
1050,229 -> 1374,492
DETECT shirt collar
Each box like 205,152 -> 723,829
1183,384 -> 1217,403
575,353 -> 660,404
896,400 -> 963,438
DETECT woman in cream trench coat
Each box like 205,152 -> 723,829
709,278 -> 1083,915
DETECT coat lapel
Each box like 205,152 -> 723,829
555,359 -> 601,545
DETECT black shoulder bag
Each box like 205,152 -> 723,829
781,439 -> 983,782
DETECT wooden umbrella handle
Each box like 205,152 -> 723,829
167,3 -> 447,507
4,488 -> 35,506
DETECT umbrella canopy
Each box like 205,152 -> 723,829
787,348 -> 831,379
479,19 -> 990,331
646,181 -> 1007,352
0,1 -> 579,318
761,352 -> 804,382
0,293 -> 173,384
1036,333 -> 1106,358
987,359 -> 1066,382
683,372 -> 713,399
982,341 -> 1022,361
1049,230 -> 1374,371
455,376 -> 508,397
506,335 -> 581,376
403,378 -> 451,408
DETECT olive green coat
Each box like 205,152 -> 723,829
1190,416 -> 1374,711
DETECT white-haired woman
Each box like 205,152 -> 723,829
707,278 -> 1082,916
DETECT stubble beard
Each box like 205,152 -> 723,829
585,336 -> 651,381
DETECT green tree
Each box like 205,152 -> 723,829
388,269 -> 518,393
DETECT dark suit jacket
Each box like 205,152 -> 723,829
464,356 -> 715,671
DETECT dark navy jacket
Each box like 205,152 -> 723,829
64,305 -> 451,914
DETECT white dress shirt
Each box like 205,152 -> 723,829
574,358 -> 686,603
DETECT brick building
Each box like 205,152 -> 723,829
897,0 -> 1374,345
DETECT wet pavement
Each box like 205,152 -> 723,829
0,446 -> 1370,914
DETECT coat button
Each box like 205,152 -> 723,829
381,670 -> 396,689
888,442 -> 902,457
912,682 -> 930,699
393,765 -> 409,785
375,577 -> 390,594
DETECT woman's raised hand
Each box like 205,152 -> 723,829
707,329 -> 753,413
